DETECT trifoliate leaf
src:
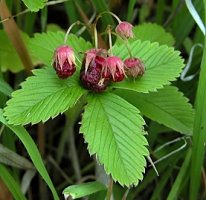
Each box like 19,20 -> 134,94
4,67 -> 86,125
112,40 -> 184,93
21,0 -> 47,12
133,23 -> 175,46
80,93 -> 149,186
114,86 -> 194,135
29,32 -> 92,67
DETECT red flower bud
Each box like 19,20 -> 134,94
80,48 -> 110,92
124,57 -> 145,78
115,21 -> 134,39
104,56 -> 125,82
53,45 -> 76,79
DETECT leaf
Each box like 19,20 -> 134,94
112,40 -> 184,93
29,32 -> 92,67
0,164 -> 27,200
114,86 -> 194,135
167,149 -> 191,200
4,66 -> 86,125
63,181 -> 106,199
0,144 -> 34,169
80,93 -> 149,186
0,109 -> 59,200
0,78 -> 13,97
0,30 -> 37,73
133,23 -> 175,46
21,0 -> 47,12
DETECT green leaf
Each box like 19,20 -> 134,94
63,181 -> 106,199
4,66 -> 86,125
127,0 -> 136,22
80,93 -> 149,186
0,108 -> 59,200
0,30 -> 37,72
0,164 -> 27,200
114,86 -> 194,135
0,144 -> 34,169
21,0 -> 47,12
133,23 -> 175,46
0,78 -> 13,97
112,40 -> 184,93
29,32 -> 92,67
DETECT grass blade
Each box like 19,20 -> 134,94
0,78 -> 13,97
190,2 -> 206,199
0,164 -> 27,200
127,0 -> 136,22
0,109 -> 59,200
167,149 -> 191,199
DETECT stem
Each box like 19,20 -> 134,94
99,11 -> 121,23
65,94 -> 87,181
111,31 -> 133,57
124,40 -> 133,58
122,189 -> 130,200
0,0 -> 69,24
108,26 -> 113,55
94,23 -> 98,48
37,123 -> 45,157
106,177 -> 113,200
64,21 -> 81,44
0,0 -> 33,73
190,2 -> 206,199
0,125 -> 5,137
68,121 -> 81,181
48,156 -> 73,184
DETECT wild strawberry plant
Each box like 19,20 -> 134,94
2,12 -> 188,189
1,0 -> 202,197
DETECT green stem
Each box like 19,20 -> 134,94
94,23 -> 98,49
106,177 -> 113,200
64,21 -> 81,44
190,2 -> 206,200
68,120 -> 81,181
98,11 -> 121,23
111,31 -> 133,57
108,26 -> 113,55
65,94 -> 87,181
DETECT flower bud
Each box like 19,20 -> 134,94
124,57 -> 145,78
115,21 -> 134,39
53,45 -> 76,79
104,56 -> 125,82
80,48 -> 110,92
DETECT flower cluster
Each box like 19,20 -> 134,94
52,18 -> 145,92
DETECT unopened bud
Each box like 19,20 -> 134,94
115,21 -> 134,39
52,45 -> 76,79
124,57 -> 145,78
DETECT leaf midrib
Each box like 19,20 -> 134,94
137,95 -> 192,133
98,96 -> 135,182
